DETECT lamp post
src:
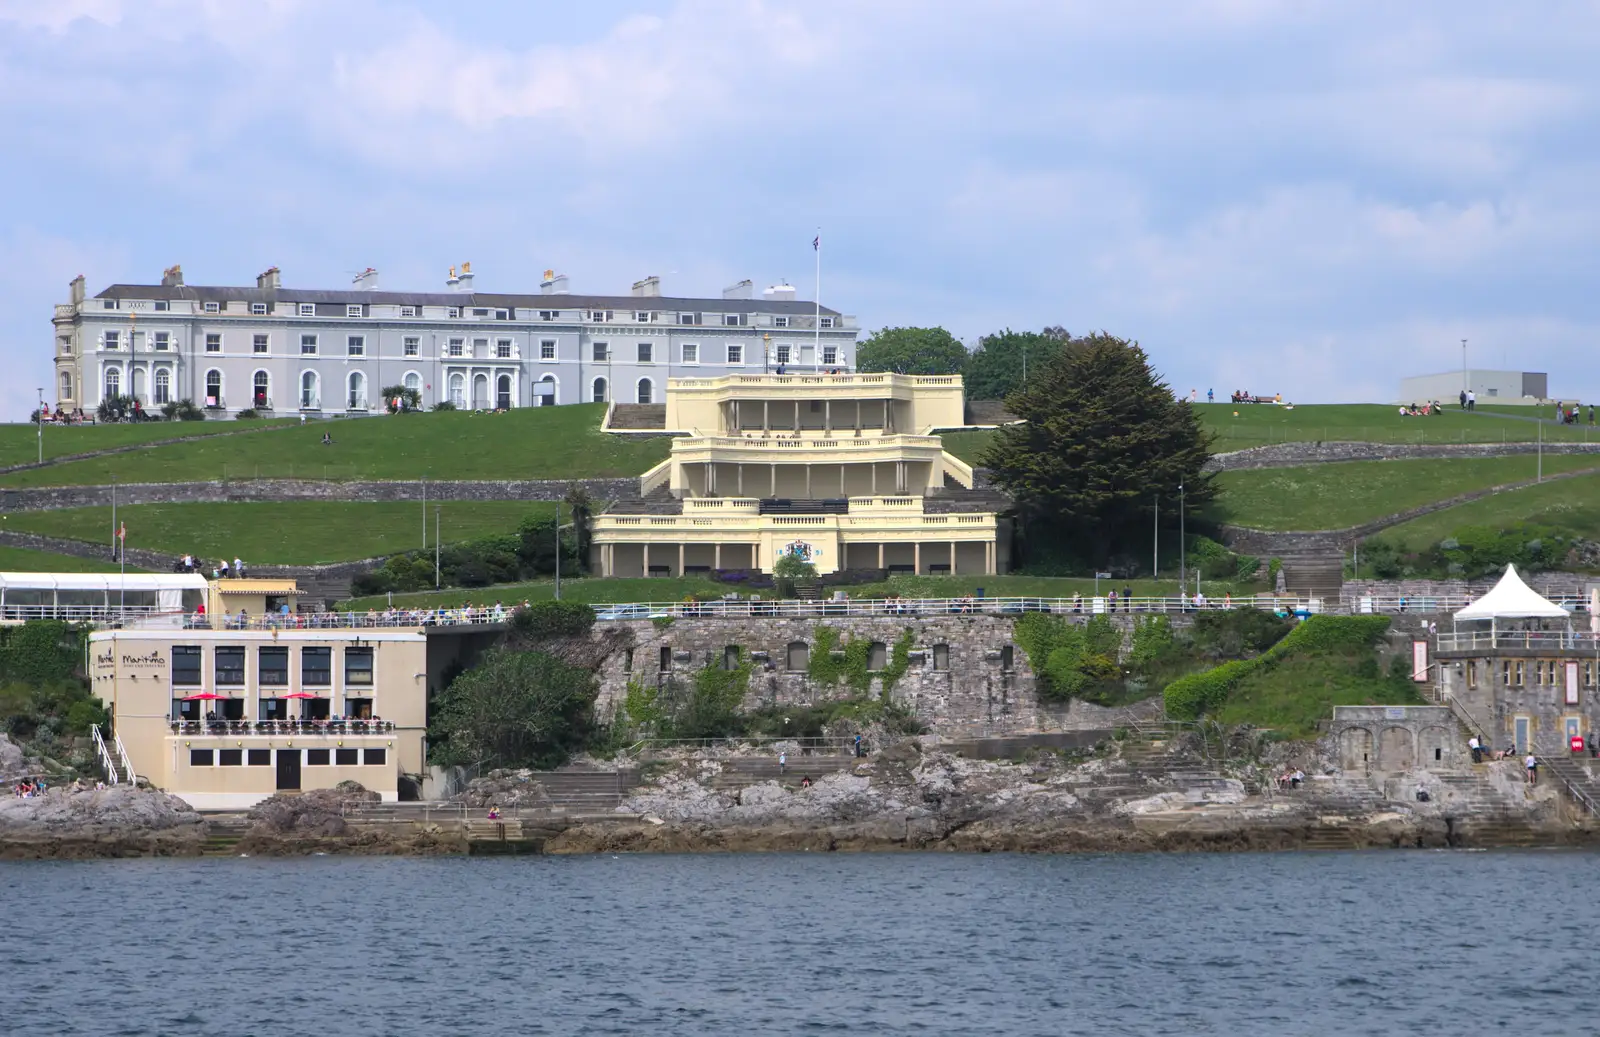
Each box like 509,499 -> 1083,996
1178,483 -> 1186,597
1461,338 -> 1467,394
36,386 -> 43,464
434,506 -> 442,589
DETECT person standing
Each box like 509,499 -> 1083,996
1123,585 -> 1133,612
1467,389 -> 1476,411
1459,389 -> 1467,410
1468,735 -> 1481,764
778,751 -> 787,777
1206,389 -> 1214,403
1525,753 -> 1538,785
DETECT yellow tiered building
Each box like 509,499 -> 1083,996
593,372 -> 1008,577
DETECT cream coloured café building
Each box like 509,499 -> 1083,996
592,372 -> 1009,577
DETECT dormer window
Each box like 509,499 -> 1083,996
679,312 -> 701,325
204,301 -> 220,314
448,307 -> 461,319
400,306 -> 417,318
495,309 -> 509,320
299,303 -> 315,317
251,303 -> 267,316
346,304 -> 363,318
539,310 -> 559,321
154,301 -> 169,311
820,316 -> 835,329
103,299 -> 117,310
723,314 -> 743,327
634,310 -> 658,323
590,310 -> 613,323
773,316 -> 789,328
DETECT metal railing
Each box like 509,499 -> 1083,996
91,725 -> 121,785
113,730 -> 137,785
1435,630 -> 1600,652
1537,755 -> 1599,814
1345,594 -> 1590,615
169,719 -> 397,736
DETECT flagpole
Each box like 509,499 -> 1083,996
814,228 -> 821,371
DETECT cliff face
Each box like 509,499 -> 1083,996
0,784 -> 207,859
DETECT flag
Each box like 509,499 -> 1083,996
813,235 -> 820,250
117,523 -> 126,542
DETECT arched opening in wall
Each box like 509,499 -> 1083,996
204,369 -> 222,407
472,373 -> 489,410
404,371 -> 421,396
1378,726 -> 1416,771
636,378 -> 653,404
1000,645 -> 1014,672
867,642 -> 888,672
347,371 -> 367,411
154,368 -> 170,404
932,644 -> 950,671
659,646 -> 672,672
534,374 -> 555,407
104,366 -> 121,400
723,645 -> 741,671
498,373 -> 514,410
787,641 -> 809,671
449,372 -> 465,408
1339,727 -> 1373,771
253,371 -> 270,408
592,377 -> 607,403
300,371 -> 319,409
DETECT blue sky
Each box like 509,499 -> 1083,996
2,0 -> 1596,418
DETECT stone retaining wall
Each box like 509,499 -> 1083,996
1206,440 -> 1600,472
0,478 -> 637,512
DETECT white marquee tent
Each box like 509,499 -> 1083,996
1453,564 -> 1569,630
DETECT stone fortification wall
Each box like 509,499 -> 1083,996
0,478 -> 637,513
1342,574 -> 1597,601
1328,705 -> 1465,772
1207,441 -> 1600,473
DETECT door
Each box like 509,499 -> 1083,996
276,748 -> 301,791
1514,716 -> 1531,755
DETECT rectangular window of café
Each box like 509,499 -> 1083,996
302,647 -> 331,686
172,645 -> 202,686
218,749 -> 243,767
215,646 -> 245,685
345,647 -> 374,686
363,748 -> 387,766
247,749 -> 272,766
259,647 -> 288,686
189,749 -> 214,767
336,747 -> 359,766
306,749 -> 331,766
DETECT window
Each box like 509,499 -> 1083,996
867,642 -> 888,671
215,647 -> 245,685
775,345 -> 791,365
447,338 -> 464,357
204,370 -> 222,406
1502,661 -> 1525,687
532,375 -> 552,407
103,330 -> 120,350
472,308 -> 490,317
622,649 -> 634,673
787,641 -> 809,671
259,647 -> 288,686
299,303 -> 315,316
364,748 -> 387,766
681,343 -> 698,364
247,748 -> 272,766
723,314 -> 743,327
659,646 -> 673,672
336,747 -> 359,766
104,299 -> 117,309
253,371 -> 270,407
449,373 -> 465,407
726,344 -> 743,365
104,367 -> 121,399
205,333 -> 221,353
540,339 -> 556,360
636,378 -> 653,404
58,335 -> 72,355
300,334 -> 318,355
1000,645 -> 1015,671
637,342 -> 653,363
404,371 -> 421,395
204,301 -> 220,313
679,312 -> 701,325
592,377 -> 607,403
253,334 -> 269,354
820,316 -> 835,329
345,647 -> 374,686
300,371 -> 319,409
1586,662 -> 1597,689
496,339 -> 513,359
347,335 -> 364,357
539,310 -> 559,321
153,331 -> 170,351
172,646 -> 202,686
219,749 -> 243,767
933,644 -> 950,671
151,368 -> 169,404
592,342 -> 608,362
348,372 -> 367,410
634,310 -> 658,323
190,749 -> 214,767
302,647 -> 331,686
447,307 -> 461,319
495,309 -> 509,320
774,316 -> 789,328
403,337 -> 419,357
822,346 -> 837,365
306,748 -> 331,766
251,302 -> 267,316
60,372 -> 73,400
154,300 -> 169,311
346,304 -> 363,318
1466,661 -> 1477,689
473,338 -> 488,356
590,310 -> 612,322
400,306 -> 417,318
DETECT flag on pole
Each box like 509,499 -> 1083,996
117,522 -> 126,542
813,235 -> 820,250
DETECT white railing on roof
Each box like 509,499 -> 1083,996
1435,629 -> 1600,652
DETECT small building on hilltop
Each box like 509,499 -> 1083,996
591,372 -> 1009,577
1399,369 -> 1549,405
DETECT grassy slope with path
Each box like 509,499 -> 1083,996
1210,454 -> 1600,532
0,501 -> 556,566
0,418 -> 296,468
1378,472 -> 1600,550
0,545 -> 146,573
0,405 -> 670,487
1195,402 -> 1595,449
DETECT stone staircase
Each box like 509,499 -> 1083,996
200,815 -> 252,856
1276,549 -> 1345,599
605,486 -> 682,515
532,770 -> 643,813
1536,755 -> 1600,813
608,404 -> 667,430
705,754 -> 860,792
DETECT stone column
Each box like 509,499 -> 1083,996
913,542 -> 921,575
643,543 -> 650,577
877,543 -> 885,569
714,543 -> 722,569
678,543 -> 685,576
950,541 -> 957,574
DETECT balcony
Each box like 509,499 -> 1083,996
171,719 -> 397,736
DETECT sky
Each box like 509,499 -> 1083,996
1,0 -> 1597,418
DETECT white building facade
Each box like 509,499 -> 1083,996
52,266 -> 859,417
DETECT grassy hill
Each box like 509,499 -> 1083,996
0,418 -> 296,468
0,405 -> 671,487
1375,472 -> 1600,551
0,545 -> 145,573
1211,454 -> 1600,532
0,501 -> 556,566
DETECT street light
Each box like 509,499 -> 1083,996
1178,483 -> 1186,596
36,386 -> 43,464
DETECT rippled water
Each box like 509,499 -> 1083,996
1,850 -> 1592,1035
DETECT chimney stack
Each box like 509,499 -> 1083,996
631,275 -> 661,297
256,266 -> 281,291
351,267 -> 379,291
161,264 -> 184,288
763,282 -> 796,302
69,274 -> 86,306
456,261 -> 474,293
540,270 -> 570,295
722,279 -> 754,300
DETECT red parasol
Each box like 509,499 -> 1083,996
283,692 -> 318,699
181,692 -> 225,701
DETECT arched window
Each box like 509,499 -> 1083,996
449,373 -> 465,407
786,641 -> 809,671
59,371 -> 73,402
347,371 -> 367,410
253,371 -> 270,408
636,377 -> 653,404
472,373 -> 488,410
300,371 -> 319,409
403,371 -> 420,394
535,373 -> 556,407
154,368 -> 170,404
204,369 -> 221,407
867,642 -> 888,672
592,377 -> 607,403
498,373 -> 514,410
103,366 -> 121,400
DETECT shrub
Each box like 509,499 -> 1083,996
381,385 -> 423,413
431,401 -> 458,412
1190,608 -> 1291,660
509,600 -> 595,639
162,398 -> 206,421
235,408 -> 259,420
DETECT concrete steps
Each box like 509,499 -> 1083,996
609,404 -> 667,430
706,755 -> 859,791
532,770 -> 642,812
200,816 -> 251,856
1537,756 -> 1600,812
1275,550 -> 1345,599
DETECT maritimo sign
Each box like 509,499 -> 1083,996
96,648 -> 167,671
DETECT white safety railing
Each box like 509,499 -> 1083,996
1345,594 -> 1589,615
1435,629 -> 1600,652
0,605 -> 177,625
90,725 -> 120,785
112,730 -> 137,785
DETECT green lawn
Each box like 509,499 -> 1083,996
0,405 -> 671,487
343,572 -> 1248,610
941,430 -> 996,464
1212,654 -> 1427,738
1212,454 -> 1600,531
1379,472 -> 1600,551
0,418 -> 296,468
0,501 -> 556,565
1194,403 -> 1597,449
0,545 -> 146,573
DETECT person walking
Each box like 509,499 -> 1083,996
1467,389 -> 1476,411
778,751 -> 788,777
1468,735 -> 1481,764
1459,389 -> 1467,410
1525,753 -> 1538,785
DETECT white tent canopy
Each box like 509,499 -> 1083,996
0,572 -> 207,611
1453,564 -> 1569,622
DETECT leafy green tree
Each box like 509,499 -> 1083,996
380,384 -> 423,413
982,333 -> 1214,568
772,551 -> 818,599
855,327 -> 969,375
429,648 -> 598,770
963,328 -> 1069,400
